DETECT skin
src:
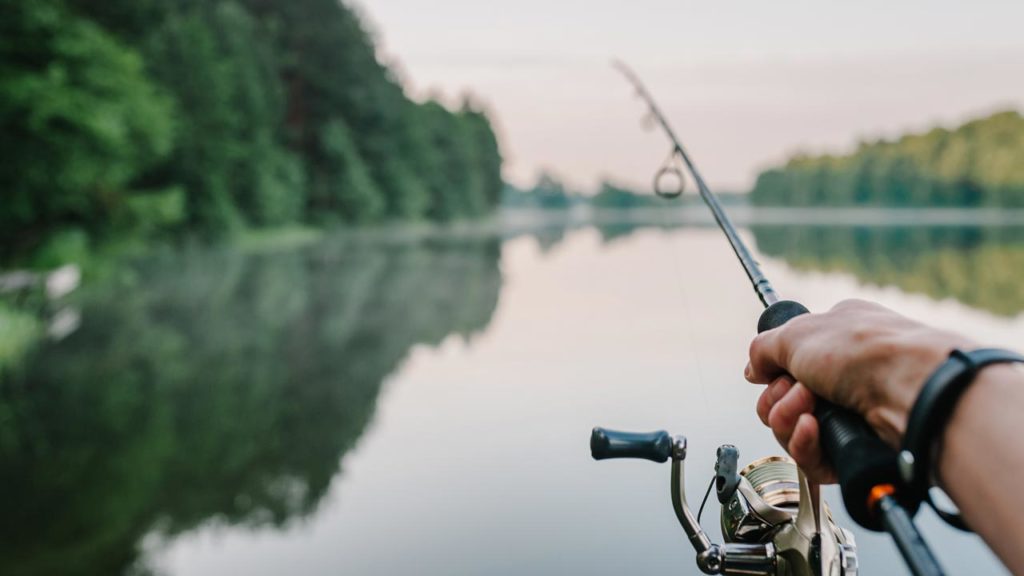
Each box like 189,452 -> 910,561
745,299 -> 1024,573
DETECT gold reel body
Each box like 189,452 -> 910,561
721,456 -> 858,576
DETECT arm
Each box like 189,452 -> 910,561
939,363 -> 1024,572
745,299 -> 1024,572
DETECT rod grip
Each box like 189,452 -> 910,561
757,300 -> 902,531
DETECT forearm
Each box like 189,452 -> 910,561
939,364 -> 1024,573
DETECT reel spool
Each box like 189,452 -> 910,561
722,456 -> 803,543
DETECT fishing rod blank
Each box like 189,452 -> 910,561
612,61 -> 779,309
615,61 -> 945,576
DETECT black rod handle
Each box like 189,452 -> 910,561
590,427 -> 673,463
757,300 -> 904,530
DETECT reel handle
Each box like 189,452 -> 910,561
590,427 -> 674,463
757,300 -> 904,531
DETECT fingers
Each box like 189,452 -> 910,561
767,382 -> 815,456
746,316 -> 813,384
789,413 -> 837,484
746,327 -> 786,384
756,375 -> 794,425
766,384 -> 838,484
754,378 -> 838,484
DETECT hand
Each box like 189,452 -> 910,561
744,299 -> 974,484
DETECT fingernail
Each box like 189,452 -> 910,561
743,363 -> 751,379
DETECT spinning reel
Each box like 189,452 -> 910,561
590,428 -> 858,576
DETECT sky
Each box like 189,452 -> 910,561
355,0 -> 1024,192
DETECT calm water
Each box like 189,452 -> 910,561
3,217 -> 1023,575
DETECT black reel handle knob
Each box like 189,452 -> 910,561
757,300 -> 909,531
590,427 -> 673,463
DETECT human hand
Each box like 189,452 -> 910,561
744,299 -> 974,483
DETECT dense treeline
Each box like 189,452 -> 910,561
591,180 -> 683,208
502,173 -> 580,209
0,0 -> 502,265
751,111 -> 1024,207
502,174 -> 743,209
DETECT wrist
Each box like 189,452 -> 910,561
933,361 -> 1024,572
938,363 -> 1024,488
895,349 -> 1024,518
862,330 -> 976,446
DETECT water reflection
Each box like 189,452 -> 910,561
750,225 -> 1024,317
0,235 -> 502,576
1,220 -> 1021,576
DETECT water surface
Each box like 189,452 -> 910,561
2,218 -> 1021,575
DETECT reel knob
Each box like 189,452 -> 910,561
590,427 -> 673,463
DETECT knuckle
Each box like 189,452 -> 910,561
748,333 -> 766,359
831,298 -> 868,313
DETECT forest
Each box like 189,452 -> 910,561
502,175 -> 706,209
750,110 -> 1024,207
1,0 -> 503,267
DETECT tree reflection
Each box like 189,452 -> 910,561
530,219 -> 1024,316
0,235 -> 502,575
750,225 -> 1024,316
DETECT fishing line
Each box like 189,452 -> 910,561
660,185 -> 712,414
696,474 -> 715,525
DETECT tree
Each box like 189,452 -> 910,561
750,111 -> 1024,207
312,118 -> 384,223
0,0 -> 173,262
1,0 -> 506,264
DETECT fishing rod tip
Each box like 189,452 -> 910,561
610,58 -> 634,76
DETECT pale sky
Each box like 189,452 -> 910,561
355,0 -> 1024,192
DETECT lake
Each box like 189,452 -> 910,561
3,210 -> 1022,575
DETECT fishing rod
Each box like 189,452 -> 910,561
612,62 -> 779,309
589,62 -> 945,576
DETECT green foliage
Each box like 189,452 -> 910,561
414,100 -> 497,220
591,180 -> 682,208
1,0 -> 504,265
123,188 -> 187,237
462,103 -> 505,210
503,172 -> 579,209
0,303 -> 41,372
0,0 -> 174,262
28,228 -> 91,269
240,0 -> 501,223
503,177 -> 743,210
312,119 -> 385,223
139,3 -> 259,232
751,111 -> 1024,207
209,1 -> 305,227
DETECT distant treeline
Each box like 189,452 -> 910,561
1,0 -> 502,265
503,173 -> 743,209
751,111 -> 1024,207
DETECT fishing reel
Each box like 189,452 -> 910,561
590,428 -> 858,576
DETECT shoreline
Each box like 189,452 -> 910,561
498,206 -> 1024,229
